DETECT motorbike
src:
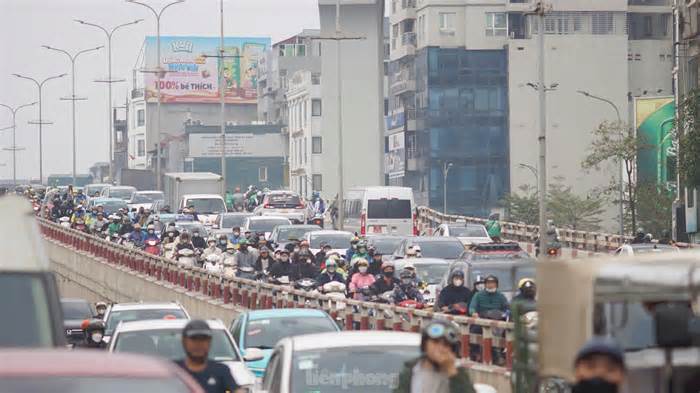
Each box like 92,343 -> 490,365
176,248 -> 196,268
294,278 -> 319,292
482,309 -> 509,365
59,216 -> 71,228
310,213 -> 324,228
237,265 -> 257,280
446,302 -> 469,315
321,281 -> 347,317
397,299 -> 425,310
203,254 -> 223,275
144,239 -> 161,256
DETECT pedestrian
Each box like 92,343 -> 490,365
175,320 -> 241,393
394,319 -> 475,393
571,336 -> 626,393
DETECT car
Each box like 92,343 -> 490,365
229,309 -> 340,378
366,234 -> 407,260
269,224 -> 321,250
253,190 -> 310,224
175,220 -> 209,238
109,319 -> 256,389
0,349 -> 204,392
211,212 -> 253,236
614,243 -> 681,256
393,258 -> 451,307
342,186 -> 417,236
179,194 -> 227,226
84,183 -> 111,198
101,185 -> 137,201
152,213 -> 194,225
392,236 -> 467,261
129,190 -> 165,211
60,298 -> 95,346
303,230 -> 354,257
441,259 -> 536,300
103,302 -> 190,344
260,331 -> 421,393
88,197 -> 128,216
243,216 -> 292,240
433,223 -> 492,246
465,242 -> 531,263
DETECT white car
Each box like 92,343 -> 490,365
103,302 -> 190,344
433,223 -> 492,246
243,216 -> 292,240
253,191 -> 310,224
614,243 -> 680,256
303,230 -> 354,257
260,331 -> 421,393
180,193 -> 227,226
128,190 -> 165,211
109,319 -> 258,389
100,185 -> 137,201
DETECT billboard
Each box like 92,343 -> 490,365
635,97 -> 675,187
144,36 -> 270,104
189,133 -> 283,158
385,132 -> 405,180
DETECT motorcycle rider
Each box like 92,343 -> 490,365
234,239 -> 257,275
292,253 -> 319,281
269,248 -> 293,279
345,236 -> 360,261
203,254 -> 222,275
370,261 -> 399,296
202,238 -> 222,260
232,187 -> 245,212
152,215 -> 164,234
293,240 -> 314,264
393,269 -> 424,304
144,224 -> 160,242
80,319 -> 107,349
349,259 -> 375,300
94,302 -> 108,319
224,189 -> 234,211
485,213 -> 502,243
216,234 -> 230,253
107,215 -> 121,236
118,215 -> 134,236
128,223 -> 146,248
70,205 -> 87,225
437,271 -> 473,313
406,245 -> 422,259
74,188 -> 87,205
350,240 -> 370,265
314,243 -> 332,266
227,226 -> 242,245
191,229 -> 207,249
316,259 -> 345,288
367,248 -> 383,275
90,212 -> 108,234
161,222 -> 180,243
311,192 -> 325,215
572,336 -> 626,393
631,228 -> 647,244
469,275 -> 509,318
511,278 -> 537,312
175,231 -> 195,252
255,246 -> 274,273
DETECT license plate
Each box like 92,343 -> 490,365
372,225 -> 385,233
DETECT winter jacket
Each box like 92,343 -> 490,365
349,273 -> 376,299
469,290 -> 509,316
316,271 -> 346,287
393,358 -> 475,393
437,285 -> 473,310
292,262 -> 319,281
371,276 -> 399,296
235,249 -> 257,270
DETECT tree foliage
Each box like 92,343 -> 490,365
677,89 -> 700,187
501,185 -> 538,225
635,182 -> 674,238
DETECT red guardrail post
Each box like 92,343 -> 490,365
223,281 -> 231,304
249,289 -> 258,310
375,310 -> 385,331
392,312 -> 403,331
241,288 -> 249,307
211,277 -> 221,299
264,290 -> 273,309
344,309 -> 354,330
232,285 -> 240,305
505,327 -> 514,369
360,307 -> 370,330
460,324 -> 470,359
482,325 -> 493,365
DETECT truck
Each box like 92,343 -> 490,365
116,168 -> 155,191
162,172 -> 223,212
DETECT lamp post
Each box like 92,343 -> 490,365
43,44 -> 103,186
126,0 -> 186,191
442,161 -> 453,214
518,163 -> 538,187
12,73 -> 66,184
576,90 -> 625,238
75,18 -> 143,182
0,102 -> 37,185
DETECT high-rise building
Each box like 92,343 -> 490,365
388,0 -> 672,228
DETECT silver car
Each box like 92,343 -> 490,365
253,191 -> 310,224
109,319 -> 258,389
433,223 -> 492,246
103,302 -> 190,344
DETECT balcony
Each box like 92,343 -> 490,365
505,0 -> 533,12
390,0 -> 416,23
390,32 -> 416,61
390,67 -> 416,95
131,88 -> 144,99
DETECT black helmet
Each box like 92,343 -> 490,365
399,269 -> 413,280
484,275 -> 499,285
421,319 -> 461,357
449,270 -> 465,280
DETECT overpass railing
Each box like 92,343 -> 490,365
38,218 -> 516,370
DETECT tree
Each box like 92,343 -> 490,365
547,182 -> 605,232
582,120 -> 646,234
501,185 -> 538,225
635,182 -> 674,237
677,89 -> 700,187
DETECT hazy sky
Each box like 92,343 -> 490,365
0,0 -> 322,181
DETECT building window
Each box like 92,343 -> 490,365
304,137 -> 307,164
592,12 -> 614,35
137,109 -> 145,127
439,12 -> 456,31
297,44 -> 306,56
312,99 -> 322,116
312,137 -> 322,154
116,131 -> 123,144
137,139 -> 145,157
311,73 -> 321,85
486,13 -> 507,36
259,167 -> 268,182
312,174 -> 322,191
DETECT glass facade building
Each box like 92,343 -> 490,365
400,47 -> 509,216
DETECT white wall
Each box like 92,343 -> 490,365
628,39 -> 674,96
319,0 -> 386,200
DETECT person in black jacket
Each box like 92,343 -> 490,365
191,229 -> 206,249
437,270 -> 473,313
370,261 -> 399,296
314,243 -> 332,267
269,250 -> 293,279
255,246 -> 275,273
292,254 -> 319,281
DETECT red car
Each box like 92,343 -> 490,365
0,349 -> 204,393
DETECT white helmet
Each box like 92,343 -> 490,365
206,254 -> 220,263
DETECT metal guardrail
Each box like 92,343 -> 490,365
38,218 -> 516,369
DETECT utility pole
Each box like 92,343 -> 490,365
13,73 -> 66,184
44,45 -> 103,186
75,18 -> 143,182
536,1 -> 548,257
0,102 -> 37,185
442,161 -> 453,214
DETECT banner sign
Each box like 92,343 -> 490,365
635,96 -> 675,187
385,132 -> 405,179
189,133 -> 283,158
144,36 -> 270,104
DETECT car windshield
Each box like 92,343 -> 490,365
97,200 -> 128,213
0,274 -> 53,347
397,263 -> 449,285
449,226 -> 488,237
105,309 -> 188,335
0,377 -> 191,393
276,227 -> 318,242
290,346 -> 419,393
308,233 -> 353,249
109,188 -> 135,200
248,219 -> 289,232
114,328 -> 239,361
132,192 -> 164,203
265,194 -> 302,207
61,301 -> 92,320
368,237 -> 404,254
189,198 -> 225,214
244,317 -> 337,349
175,222 -> 207,235
469,265 -> 536,292
413,240 -> 465,259
221,214 -> 249,228
85,186 -> 106,195
367,199 -> 412,219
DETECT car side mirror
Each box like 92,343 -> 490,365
243,347 -> 265,362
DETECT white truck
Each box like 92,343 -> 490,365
162,172 -> 223,213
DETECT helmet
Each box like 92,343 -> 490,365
518,278 -> 535,289
450,270 -> 465,280
399,269 -> 413,280
238,239 -> 248,246
350,236 -> 360,245
380,261 -> 395,271
207,237 -> 217,244
406,248 -> 417,257
147,224 -> 155,231
325,258 -> 337,268
474,274 -> 486,285
485,275 -> 499,285
357,240 -> 367,249
355,258 -> 369,267
421,319 -> 461,356
300,240 -> 310,248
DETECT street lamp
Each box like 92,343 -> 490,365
518,163 -> 538,187
75,18 -> 143,182
442,161 -> 453,214
43,44 -> 103,186
0,102 -> 37,185
12,73 -> 67,184
126,0 -> 186,191
576,90 -> 625,238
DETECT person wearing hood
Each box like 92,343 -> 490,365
350,240 -> 370,265
255,246 -> 274,273
437,271 -> 473,313
511,278 -> 537,313
234,239 -> 256,272
227,226 -> 242,245
293,240 -> 314,264
191,229 -> 207,249
216,234 -> 230,253
572,336 -> 626,393
348,259 -> 375,300
292,252 -> 319,281
269,249 -> 294,279
203,238 -> 222,260
118,215 -> 134,236
314,243 -> 332,266
160,222 -> 180,242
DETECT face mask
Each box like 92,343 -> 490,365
294,247 -> 300,253
148,230 -> 154,234
401,278 -> 412,285
240,245 -> 247,251
327,267 -> 336,273
571,378 -> 618,393
91,332 -> 103,343
358,248 -> 366,254
219,240 -> 227,245
193,233 -> 200,237
453,279 -> 464,287
281,256 -> 289,262
227,250 -> 235,255
383,271 -> 394,278
486,287 -> 497,293
359,266 -> 368,273
233,232 -> 240,236
476,284 -> 485,291
306,259 -> 313,264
